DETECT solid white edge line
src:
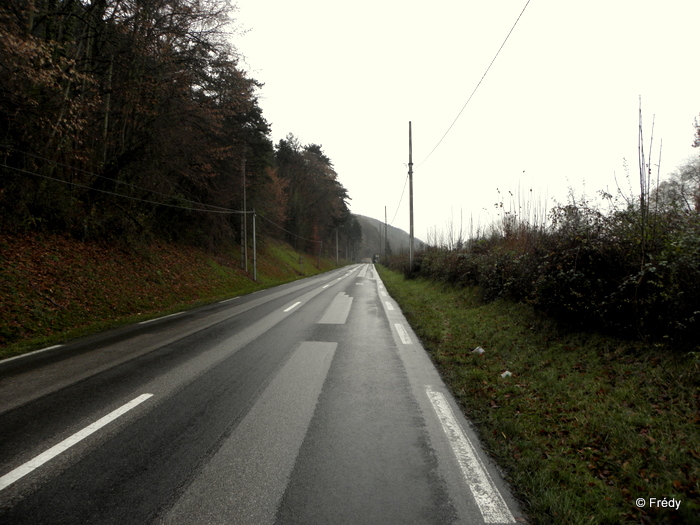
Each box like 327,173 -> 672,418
0,393 -> 154,492
426,387 -> 515,524
283,301 -> 301,312
138,312 -> 183,324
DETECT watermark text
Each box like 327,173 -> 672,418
635,497 -> 681,510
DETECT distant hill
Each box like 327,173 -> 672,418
355,215 -> 425,261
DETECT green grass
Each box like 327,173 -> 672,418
377,265 -> 700,524
0,233 -> 347,359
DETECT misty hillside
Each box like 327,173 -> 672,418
355,215 -> 425,261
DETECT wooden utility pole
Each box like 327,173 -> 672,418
252,209 -> 257,281
384,206 -> 388,262
379,210 -> 383,262
241,149 -> 247,271
409,121 -> 414,270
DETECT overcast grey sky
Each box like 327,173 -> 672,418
233,0 -> 699,241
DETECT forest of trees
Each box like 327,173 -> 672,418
0,0 -> 361,255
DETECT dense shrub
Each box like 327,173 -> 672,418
386,201 -> 700,349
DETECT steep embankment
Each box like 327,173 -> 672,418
0,233 -> 343,358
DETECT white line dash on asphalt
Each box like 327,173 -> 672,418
322,284 -> 330,289
139,312 -> 183,324
0,344 -> 64,365
0,394 -> 154,492
426,387 -> 515,524
385,302 -> 395,311
283,301 -> 301,312
394,323 -> 412,344
219,297 -> 240,303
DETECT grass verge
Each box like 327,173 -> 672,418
377,265 -> 700,524
0,232 -> 345,359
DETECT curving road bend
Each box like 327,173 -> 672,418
0,264 -> 524,524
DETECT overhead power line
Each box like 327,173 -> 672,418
418,0 -> 532,166
390,173 -> 409,226
1,146 -> 235,212
2,164 -> 248,214
258,213 -> 322,244
4,148 -> 331,246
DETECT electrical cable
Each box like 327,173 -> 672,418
1,164 -> 248,214
417,0 -> 532,167
5,163 -> 336,249
390,173 -> 409,226
258,213 -> 322,244
4,149 -> 327,244
1,145 -> 235,212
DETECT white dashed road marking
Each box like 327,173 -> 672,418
0,394 -> 154,492
394,323 -> 412,344
0,345 -> 63,365
139,312 -> 183,324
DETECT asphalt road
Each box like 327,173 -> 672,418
0,264 -> 524,524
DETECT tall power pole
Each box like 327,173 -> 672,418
252,209 -> 257,281
384,206 -> 388,262
379,210 -> 382,261
408,121 -> 414,270
241,148 -> 247,271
